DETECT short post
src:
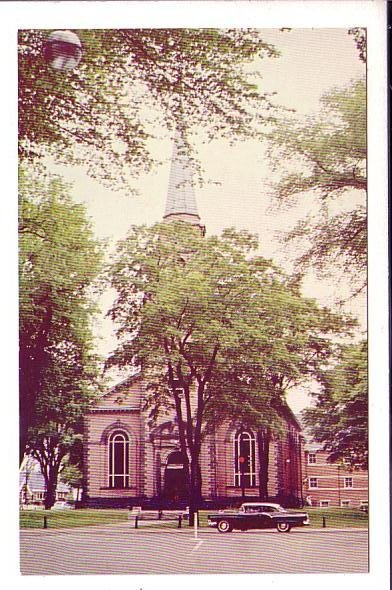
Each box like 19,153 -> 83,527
135,515 -> 139,529
322,516 -> 326,528
178,514 -> 182,529
43,515 -> 48,529
239,455 -> 246,499
194,511 -> 198,540
158,509 -> 163,520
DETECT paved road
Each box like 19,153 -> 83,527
20,525 -> 368,575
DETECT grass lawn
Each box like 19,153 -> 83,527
20,509 -> 130,529
295,507 -> 368,529
20,506 -> 368,530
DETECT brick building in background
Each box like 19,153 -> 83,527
303,439 -> 368,509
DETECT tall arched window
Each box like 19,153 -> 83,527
234,431 -> 256,487
108,430 -> 130,489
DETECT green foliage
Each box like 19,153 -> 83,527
348,28 -> 367,63
285,207 -> 366,279
19,29 -> 278,189
303,341 -> 367,469
108,222 -> 351,409
19,165 -> 104,505
108,221 -> 354,512
269,80 -> 366,200
267,79 -> 366,293
60,460 -> 83,494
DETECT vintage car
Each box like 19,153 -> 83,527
208,502 -> 310,533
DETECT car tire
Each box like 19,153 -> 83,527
217,519 -> 233,533
276,522 -> 291,533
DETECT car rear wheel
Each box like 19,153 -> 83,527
276,522 -> 291,533
217,519 -> 233,533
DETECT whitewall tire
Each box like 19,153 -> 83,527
217,520 -> 232,533
276,522 -> 291,533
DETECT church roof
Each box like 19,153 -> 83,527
272,400 -> 302,432
163,137 -> 201,221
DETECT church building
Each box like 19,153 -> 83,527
83,140 -> 304,509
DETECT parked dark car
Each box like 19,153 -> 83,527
208,502 -> 310,533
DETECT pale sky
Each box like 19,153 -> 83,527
48,28 -> 366,413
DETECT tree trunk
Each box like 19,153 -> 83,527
188,457 -> 202,526
257,429 -> 270,501
35,447 -> 61,510
187,382 -> 205,526
44,477 -> 57,510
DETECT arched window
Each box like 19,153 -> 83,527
108,430 -> 130,489
234,431 -> 256,487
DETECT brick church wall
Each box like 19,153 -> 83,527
84,411 -> 142,500
84,375 -> 304,508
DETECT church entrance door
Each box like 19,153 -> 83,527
163,451 -> 187,503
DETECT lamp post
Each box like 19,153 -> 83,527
43,30 -> 83,71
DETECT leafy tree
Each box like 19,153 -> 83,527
267,79 -> 366,294
27,377 -> 96,510
303,341 -> 367,470
107,221 -> 354,520
60,457 -> 84,502
348,28 -> 366,63
19,167 -> 104,508
19,29 -> 278,189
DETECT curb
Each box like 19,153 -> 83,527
20,524 -> 368,535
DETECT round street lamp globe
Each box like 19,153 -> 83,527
43,30 -> 82,71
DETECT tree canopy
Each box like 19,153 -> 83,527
19,166 -> 104,505
19,28 -> 278,189
267,79 -> 366,294
348,28 -> 366,63
303,340 -> 367,470
107,221 -> 355,516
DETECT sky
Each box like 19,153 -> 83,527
48,27 -> 366,413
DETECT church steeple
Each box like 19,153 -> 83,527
163,136 -> 205,235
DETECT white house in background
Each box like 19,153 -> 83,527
19,457 -> 72,508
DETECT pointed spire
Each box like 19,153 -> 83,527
163,134 -> 205,234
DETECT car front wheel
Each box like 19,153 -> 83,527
217,519 -> 233,533
276,522 -> 291,533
